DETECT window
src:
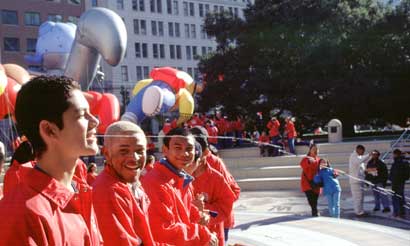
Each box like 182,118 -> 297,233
67,16 -> 78,24
159,44 -> 165,58
213,5 -> 218,13
1,10 -> 18,25
175,23 -> 180,37
26,38 -> 37,52
121,66 -> 129,81
92,0 -> 98,7
187,67 -> 193,77
228,7 -> 233,15
199,3 -> 204,17
136,66 -> 143,80
135,43 -> 141,57
192,46 -> 198,59
143,66 -> 150,78
234,8 -> 238,17
142,43 -> 148,58
208,47 -> 213,52
158,21 -> 164,36
141,20 -> 147,35
167,0 -> 172,14
189,2 -> 194,16
172,0 -> 179,15
132,0 -> 138,10
219,6 -> 224,12
157,0 -> 162,13
186,46 -> 191,60
184,24 -> 190,38
48,14 -> 62,22
133,19 -> 140,34
24,12 -> 41,26
205,4 -> 210,14
201,46 -> 206,55
152,43 -> 158,58
190,24 -> 196,38
117,0 -> 124,10
150,0 -> 155,12
168,22 -> 174,37
169,45 -> 175,59
194,68 -> 200,81
68,0 -> 80,4
200,25 -> 206,39
176,45 -> 181,59
183,1 -> 188,16
139,0 -> 145,11
4,37 -> 19,51
151,21 -> 157,36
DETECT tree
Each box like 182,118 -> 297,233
199,0 -> 410,135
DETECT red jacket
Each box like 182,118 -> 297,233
300,156 -> 320,193
163,122 -> 172,135
267,119 -> 280,137
86,173 -> 97,186
0,167 -> 102,245
2,160 -> 34,196
92,165 -> 155,246
286,121 -> 297,139
141,160 -> 212,245
205,151 -> 240,228
191,164 -> 236,246
206,125 -> 219,145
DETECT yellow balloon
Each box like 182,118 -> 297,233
132,79 -> 153,96
0,66 -> 7,96
177,88 -> 194,125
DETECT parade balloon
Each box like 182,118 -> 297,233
0,78 -> 21,119
3,64 -> 31,85
97,93 -> 120,134
0,64 -> 7,96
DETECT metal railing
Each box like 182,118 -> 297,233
381,128 -> 410,163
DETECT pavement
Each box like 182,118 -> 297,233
227,189 -> 410,245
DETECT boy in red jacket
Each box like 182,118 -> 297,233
141,127 -> 218,246
0,76 -> 102,245
92,121 -> 156,246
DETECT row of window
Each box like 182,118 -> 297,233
133,42 -> 213,60
125,0 -> 242,18
121,65 -> 200,82
3,37 -> 37,52
133,19 -> 209,39
1,10 -> 78,26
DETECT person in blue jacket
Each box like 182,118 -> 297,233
314,158 -> 342,218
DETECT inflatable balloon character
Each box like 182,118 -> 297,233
0,64 -> 31,119
121,67 -> 204,125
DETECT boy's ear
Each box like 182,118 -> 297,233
38,120 -> 58,140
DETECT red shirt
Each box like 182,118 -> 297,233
2,160 -> 34,196
162,122 -> 172,135
300,156 -> 320,193
258,135 -> 270,144
92,165 -> 155,246
205,151 -> 240,228
206,125 -> 219,145
191,164 -> 236,246
286,121 -> 297,138
267,119 -> 280,137
0,167 -> 102,245
86,173 -> 97,186
141,161 -> 212,245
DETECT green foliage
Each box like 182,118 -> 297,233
199,0 -> 410,135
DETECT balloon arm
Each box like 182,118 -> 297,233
176,88 -> 194,125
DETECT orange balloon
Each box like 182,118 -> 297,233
3,63 -> 30,85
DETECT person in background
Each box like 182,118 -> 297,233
349,145 -> 370,217
144,154 -> 156,173
162,118 -> 172,135
314,159 -> 342,218
258,131 -> 271,157
285,117 -> 297,154
205,120 -> 219,147
86,163 -> 98,186
365,150 -> 390,213
92,121 -> 156,245
267,117 -> 281,156
300,143 -> 321,216
0,76 -> 102,245
389,149 -> 410,218
141,127 -> 218,245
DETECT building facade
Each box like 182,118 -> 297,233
91,0 -> 250,104
0,0 -> 85,65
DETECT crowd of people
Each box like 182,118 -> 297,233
0,76 -> 241,246
300,143 -> 410,219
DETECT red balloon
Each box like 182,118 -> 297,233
150,67 -> 192,93
0,78 -> 20,119
96,93 -> 120,134
83,91 -> 103,113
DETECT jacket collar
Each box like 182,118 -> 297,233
159,158 -> 193,188
27,165 -> 75,209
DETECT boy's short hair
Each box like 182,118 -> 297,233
356,145 -> 365,151
104,121 -> 145,146
163,127 -> 193,147
15,76 -> 80,157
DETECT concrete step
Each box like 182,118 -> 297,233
231,164 -> 349,179
236,176 -> 351,191
224,153 -> 350,169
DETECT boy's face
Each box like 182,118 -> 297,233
55,89 -> 99,158
104,132 -> 147,183
163,135 -> 195,170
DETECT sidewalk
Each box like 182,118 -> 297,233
228,189 -> 410,245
